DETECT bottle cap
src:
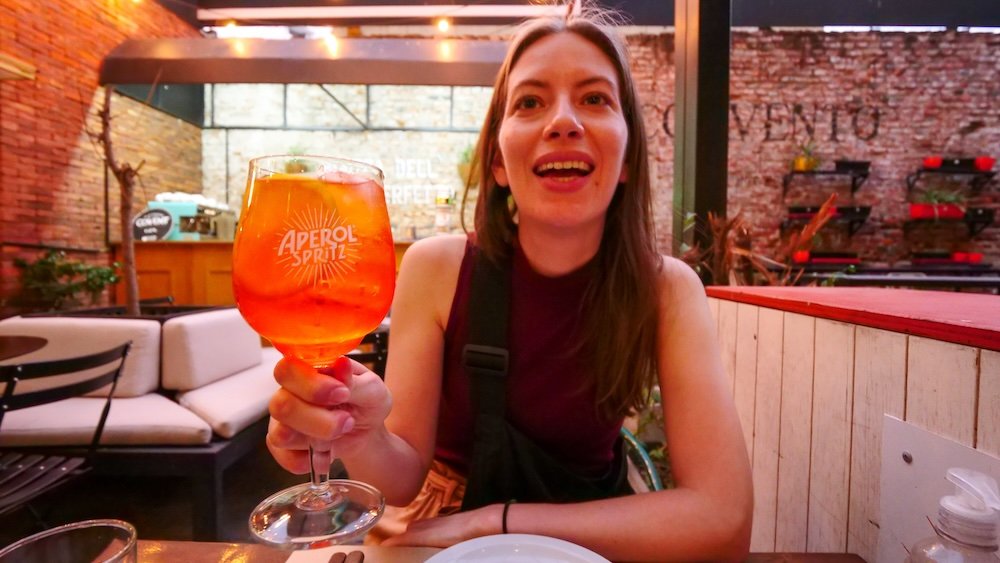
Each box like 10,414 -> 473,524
938,468 -> 1000,550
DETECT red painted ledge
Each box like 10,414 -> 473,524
705,286 -> 1000,352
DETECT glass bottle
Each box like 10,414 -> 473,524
906,468 -> 1000,562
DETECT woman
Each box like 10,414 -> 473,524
266,5 -> 753,561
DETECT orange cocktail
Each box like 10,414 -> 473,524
234,155 -> 393,548
233,159 -> 395,368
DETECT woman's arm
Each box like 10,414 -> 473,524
341,234 -> 466,504
266,234 -> 467,506
386,257 -> 753,562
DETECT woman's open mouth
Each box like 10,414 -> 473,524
532,156 -> 595,191
533,160 -> 594,182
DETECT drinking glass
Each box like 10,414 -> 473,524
0,519 -> 137,562
233,155 -> 395,549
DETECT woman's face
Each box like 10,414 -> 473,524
493,31 -> 629,234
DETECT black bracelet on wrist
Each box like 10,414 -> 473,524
502,499 -> 516,534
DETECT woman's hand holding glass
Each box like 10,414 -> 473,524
267,356 -> 392,474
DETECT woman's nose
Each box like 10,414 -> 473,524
543,100 -> 583,140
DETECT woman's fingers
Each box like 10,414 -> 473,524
269,387 -> 355,441
267,417 -> 311,449
265,429 -> 311,474
318,356 -> 364,386
274,357 -> 352,407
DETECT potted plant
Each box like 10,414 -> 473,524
974,156 -> 996,172
922,155 -> 944,170
910,188 -> 966,220
284,145 -> 313,173
456,143 -> 476,188
12,250 -> 120,312
792,141 -> 820,172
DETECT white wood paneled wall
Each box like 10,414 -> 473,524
707,297 -> 1000,563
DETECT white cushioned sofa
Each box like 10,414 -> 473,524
0,307 -> 281,539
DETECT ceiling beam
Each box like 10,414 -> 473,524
99,37 -> 508,85
196,3 -> 571,26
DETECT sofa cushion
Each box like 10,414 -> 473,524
161,308 -> 263,391
176,347 -> 281,438
0,393 -> 213,447
0,316 -> 161,398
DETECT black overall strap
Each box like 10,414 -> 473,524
461,250 -> 511,419
458,245 -> 633,510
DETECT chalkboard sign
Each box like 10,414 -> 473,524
133,209 -> 172,241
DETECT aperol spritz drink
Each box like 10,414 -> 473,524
233,155 -> 395,548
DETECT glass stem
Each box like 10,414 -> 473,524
309,445 -> 332,492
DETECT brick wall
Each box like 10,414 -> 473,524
0,0 -> 199,313
684,30 -> 1000,265
626,33 -> 675,252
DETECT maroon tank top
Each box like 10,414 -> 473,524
434,240 -> 624,477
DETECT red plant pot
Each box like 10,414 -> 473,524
910,203 -> 964,220
936,204 -> 965,219
910,203 -> 932,219
923,156 -> 943,169
974,156 -> 996,172
952,252 -> 969,263
969,252 -> 984,264
792,250 -> 810,263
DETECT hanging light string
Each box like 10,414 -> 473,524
155,0 -> 570,35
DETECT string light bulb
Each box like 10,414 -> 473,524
438,40 -> 453,60
436,17 -> 450,33
323,34 -> 339,57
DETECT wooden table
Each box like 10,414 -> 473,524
136,540 -> 866,562
0,335 -> 47,361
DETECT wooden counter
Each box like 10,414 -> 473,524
703,286 -> 999,563
115,241 -> 415,306
706,286 -> 999,352
113,241 -> 236,306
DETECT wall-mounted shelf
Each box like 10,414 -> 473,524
906,169 -> 996,193
782,205 -> 871,236
782,170 -> 869,197
903,207 -> 995,237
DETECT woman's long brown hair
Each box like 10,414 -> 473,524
461,4 -> 661,421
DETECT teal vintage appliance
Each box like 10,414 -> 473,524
146,196 -> 235,241
148,201 -> 217,241
148,201 -> 200,240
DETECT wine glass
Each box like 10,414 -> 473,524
232,155 -> 396,549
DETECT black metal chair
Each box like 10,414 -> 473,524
621,427 -> 665,493
347,328 -> 389,378
0,342 -> 131,517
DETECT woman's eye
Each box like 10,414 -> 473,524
514,96 -> 541,110
583,93 -> 609,105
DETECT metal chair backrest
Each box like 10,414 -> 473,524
347,329 -> 388,378
621,427 -> 665,493
0,342 -> 131,451
0,341 -> 131,517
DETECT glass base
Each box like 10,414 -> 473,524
249,480 -> 385,550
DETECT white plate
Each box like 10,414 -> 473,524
425,534 -> 610,563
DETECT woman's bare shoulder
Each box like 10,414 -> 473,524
655,255 -> 707,315
657,255 -> 702,289
401,234 -> 468,272
395,235 -> 468,327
